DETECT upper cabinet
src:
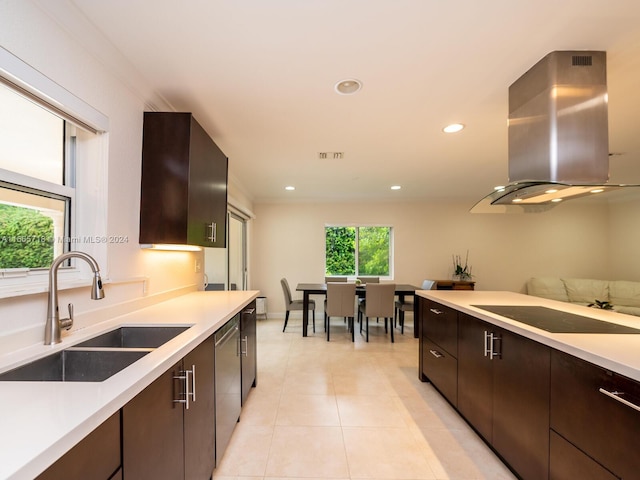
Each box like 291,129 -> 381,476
139,112 -> 228,248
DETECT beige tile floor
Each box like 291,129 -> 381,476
213,314 -> 516,480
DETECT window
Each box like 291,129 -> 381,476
0,45 -> 109,292
0,81 -> 72,270
325,226 -> 392,277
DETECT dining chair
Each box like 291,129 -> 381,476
357,276 -> 379,284
324,282 -> 356,341
281,278 -> 316,333
394,279 -> 435,333
325,276 -> 348,283
358,283 -> 396,342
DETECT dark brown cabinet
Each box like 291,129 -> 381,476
122,335 -> 215,480
419,298 -> 458,406
37,412 -> 121,480
457,312 -> 551,480
140,112 -> 228,248
240,300 -> 257,405
550,350 -> 640,479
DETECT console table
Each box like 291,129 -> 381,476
435,280 -> 475,290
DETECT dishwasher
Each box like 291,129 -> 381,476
214,314 -> 242,466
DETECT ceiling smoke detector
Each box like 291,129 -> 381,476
334,79 -> 362,95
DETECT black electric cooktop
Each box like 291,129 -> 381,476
471,305 -> 640,334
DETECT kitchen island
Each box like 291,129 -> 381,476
418,290 -> 640,480
0,290 -> 258,480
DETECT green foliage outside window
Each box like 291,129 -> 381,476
0,204 -> 54,268
325,226 -> 356,275
325,226 -> 391,276
358,227 -> 390,276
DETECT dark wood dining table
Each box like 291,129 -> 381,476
295,283 -> 421,338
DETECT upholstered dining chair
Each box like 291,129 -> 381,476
325,276 -> 348,283
357,276 -> 379,283
358,283 -> 396,342
281,278 -> 316,333
395,279 -> 435,333
324,282 -> 357,341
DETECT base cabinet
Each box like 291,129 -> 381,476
122,335 -> 215,480
551,350 -> 640,479
419,298 -> 458,406
422,304 -> 550,480
36,412 -> 121,480
550,431 -> 618,480
240,300 -> 257,405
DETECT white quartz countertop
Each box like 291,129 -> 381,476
418,290 -> 640,383
0,290 -> 258,480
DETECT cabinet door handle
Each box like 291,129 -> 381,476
429,349 -> 444,358
241,336 -> 248,356
207,222 -> 217,243
483,331 -> 491,357
429,308 -> 443,315
243,308 -> 256,315
190,364 -> 196,403
599,388 -> 640,412
483,331 -> 502,359
173,371 -> 188,409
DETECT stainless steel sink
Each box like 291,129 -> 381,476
75,325 -> 191,348
0,348 -> 151,382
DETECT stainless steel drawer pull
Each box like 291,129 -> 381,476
599,388 -> 640,412
483,331 -> 490,357
429,308 -> 443,315
207,222 -> 217,243
429,349 -> 444,358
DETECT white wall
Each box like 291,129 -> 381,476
0,1 -> 233,350
250,198 -> 634,316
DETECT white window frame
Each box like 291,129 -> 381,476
324,224 -> 395,280
0,46 -> 109,298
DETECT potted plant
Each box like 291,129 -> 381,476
452,251 -> 473,281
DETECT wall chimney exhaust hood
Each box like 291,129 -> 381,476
471,50 -> 637,213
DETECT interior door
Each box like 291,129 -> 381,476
227,212 -> 246,291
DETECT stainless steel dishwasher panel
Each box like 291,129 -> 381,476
214,315 -> 241,466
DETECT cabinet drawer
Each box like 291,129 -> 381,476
550,431 -> 617,480
37,411 -> 120,480
423,300 -> 458,356
422,336 -> 457,406
551,350 -> 640,479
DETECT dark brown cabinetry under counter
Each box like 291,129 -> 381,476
419,298 -> 458,406
241,300 -> 257,405
36,411 -> 121,480
122,335 -> 216,480
551,350 -> 640,479
140,112 -> 228,248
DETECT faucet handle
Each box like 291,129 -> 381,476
60,303 -> 74,331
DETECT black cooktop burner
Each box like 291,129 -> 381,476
471,305 -> 640,334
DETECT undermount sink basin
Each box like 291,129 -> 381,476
75,325 -> 191,348
0,348 -> 150,382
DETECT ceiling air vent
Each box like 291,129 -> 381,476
318,152 -> 344,160
572,55 -> 593,66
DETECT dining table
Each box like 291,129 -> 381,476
295,283 -> 421,338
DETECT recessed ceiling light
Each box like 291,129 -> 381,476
391,185 -> 401,190
334,79 -> 362,95
443,123 -> 465,133
551,198 -> 563,203
545,188 -> 559,194
590,188 -> 604,194
285,186 -> 295,191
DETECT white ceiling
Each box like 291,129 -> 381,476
67,0 -> 640,204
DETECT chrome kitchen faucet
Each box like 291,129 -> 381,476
45,251 -> 105,345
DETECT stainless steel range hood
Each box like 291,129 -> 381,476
471,50 -> 637,213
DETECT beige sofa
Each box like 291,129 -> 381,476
526,277 -> 640,317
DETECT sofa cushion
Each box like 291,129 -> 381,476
563,278 -> 609,304
613,305 -> 640,317
526,278 -> 569,302
609,281 -> 640,308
